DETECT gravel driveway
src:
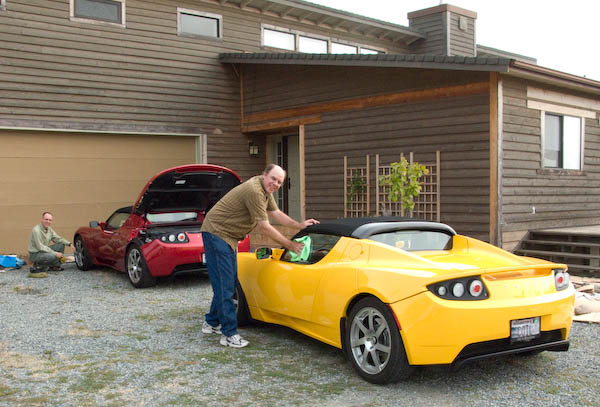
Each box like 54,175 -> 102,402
1,263 -> 598,407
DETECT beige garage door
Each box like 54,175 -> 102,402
0,130 -> 199,258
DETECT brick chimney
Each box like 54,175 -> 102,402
408,4 -> 477,56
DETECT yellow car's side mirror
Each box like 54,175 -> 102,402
255,247 -> 271,259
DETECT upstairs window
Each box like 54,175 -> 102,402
544,113 -> 582,170
71,0 -> 125,26
331,42 -> 357,54
177,8 -> 222,39
298,35 -> 327,53
0,0 -> 6,11
262,24 -> 385,55
360,47 -> 383,55
263,28 -> 295,50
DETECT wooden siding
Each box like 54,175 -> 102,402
303,94 -> 491,241
0,0 -> 408,181
500,77 -> 600,248
448,13 -> 475,56
408,13 -> 446,55
242,65 -> 489,116
241,65 -> 491,240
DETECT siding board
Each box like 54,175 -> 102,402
500,77 -> 600,245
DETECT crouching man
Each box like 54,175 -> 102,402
28,211 -> 74,276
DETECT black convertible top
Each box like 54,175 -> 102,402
295,217 -> 456,239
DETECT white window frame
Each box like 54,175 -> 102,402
177,7 -> 223,40
70,0 -> 126,28
527,86 -> 599,173
261,24 -> 386,55
540,110 -> 585,170
262,26 -> 296,51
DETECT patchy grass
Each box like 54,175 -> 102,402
12,286 -> 43,295
68,368 -> 119,393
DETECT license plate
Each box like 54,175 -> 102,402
202,253 -> 206,264
510,317 -> 540,342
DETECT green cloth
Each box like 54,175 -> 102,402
290,235 -> 312,262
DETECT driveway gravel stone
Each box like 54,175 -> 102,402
1,263 -> 598,407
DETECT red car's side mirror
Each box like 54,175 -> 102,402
89,220 -> 99,228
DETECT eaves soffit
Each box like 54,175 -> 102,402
217,0 -> 425,44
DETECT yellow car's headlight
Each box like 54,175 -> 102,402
428,277 -> 489,300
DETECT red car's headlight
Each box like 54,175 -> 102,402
428,277 -> 489,300
553,268 -> 570,291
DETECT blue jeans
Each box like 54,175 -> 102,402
202,232 -> 238,337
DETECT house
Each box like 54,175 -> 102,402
1,0 -> 599,258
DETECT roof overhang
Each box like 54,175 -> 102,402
219,52 -> 512,72
217,0 -> 425,44
508,61 -> 600,95
220,52 -> 600,96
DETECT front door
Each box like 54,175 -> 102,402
270,134 -> 301,220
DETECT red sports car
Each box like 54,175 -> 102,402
73,164 -> 250,288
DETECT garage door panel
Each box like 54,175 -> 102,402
0,158 -> 196,182
2,133 -> 196,159
0,131 -> 197,256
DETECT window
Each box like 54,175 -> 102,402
331,42 -> 357,54
281,234 -> 341,264
360,47 -> 382,55
177,8 -> 222,39
370,230 -> 453,251
543,113 -> 582,170
262,24 -> 385,55
0,0 -> 5,11
263,28 -> 295,50
106,212 -> 130,230
298,36 -> 327,53
71,0 -> 125,26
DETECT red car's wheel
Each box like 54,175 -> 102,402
346,297 -> 412,384
126,244 -> 156,288
74,236 -> 94,271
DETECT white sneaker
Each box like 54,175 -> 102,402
220,334 -> 249,348
202,321 -> 221,334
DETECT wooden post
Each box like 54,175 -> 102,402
344,156 -> 348,218
436,150 -> 441,222
375,154 -> 380,216
366,154 -> 370,216
489,73 -> 499,245
299,124 -> 306,221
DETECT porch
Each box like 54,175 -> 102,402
513,225 -> 600,277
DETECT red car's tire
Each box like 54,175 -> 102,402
126,244 -> 157,288
346,297 -> 413,384
74,236 -> 94,271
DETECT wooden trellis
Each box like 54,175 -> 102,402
376,151 -> 441,221
344,155 -> 370,217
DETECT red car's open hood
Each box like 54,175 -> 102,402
133,164 -> 241,216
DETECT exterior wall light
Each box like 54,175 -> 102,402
249,142 -> 259,156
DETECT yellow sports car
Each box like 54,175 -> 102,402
235,217 -> 575,384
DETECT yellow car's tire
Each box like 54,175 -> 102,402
346,297 -> 412,384
235,282 -> 251,326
